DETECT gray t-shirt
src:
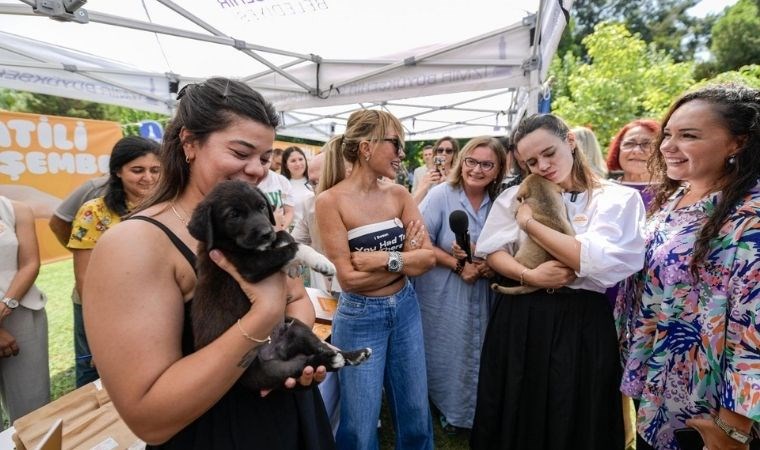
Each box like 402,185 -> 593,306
53,176 -> 109,222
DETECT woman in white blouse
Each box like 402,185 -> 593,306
470,114 -> 646,450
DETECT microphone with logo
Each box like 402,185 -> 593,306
448,210 -> 472,263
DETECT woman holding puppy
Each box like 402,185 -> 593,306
470,114 -> 646,449
316,110 -> 436,450
83,78 -> 334,449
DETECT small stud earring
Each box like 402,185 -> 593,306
365,153 -> 370,162
727,154 -> 736,165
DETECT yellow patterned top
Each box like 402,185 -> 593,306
67,197 -> 122,250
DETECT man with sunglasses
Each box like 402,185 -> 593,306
413,136 -> 460,204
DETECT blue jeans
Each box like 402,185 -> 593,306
73,302 -> 99,387
332,280 -> 434,450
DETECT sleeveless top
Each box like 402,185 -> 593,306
347,217 -> 405,252
0,196 -> 46,310
130,216 -> 335,450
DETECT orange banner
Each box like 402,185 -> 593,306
0,111 -> 123,262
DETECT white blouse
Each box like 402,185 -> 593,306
475,180 -> 646,293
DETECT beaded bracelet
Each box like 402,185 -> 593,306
236,319 -> 271,344
453,259 -> 465,275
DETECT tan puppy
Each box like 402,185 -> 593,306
491,174 -> 575,295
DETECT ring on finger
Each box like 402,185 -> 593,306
410,239 -> 418,246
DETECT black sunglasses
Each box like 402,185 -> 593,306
436,147 -> 454,155
382,138 -> 404,156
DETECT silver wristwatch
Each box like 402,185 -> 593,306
387,251 -> 404,273
714,415 -> 753,444
1,297 -> 19,309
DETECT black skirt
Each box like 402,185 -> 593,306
146,384 -> 335,450
470,288 -> 624,450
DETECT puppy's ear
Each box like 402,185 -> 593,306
187,200 -> 215,249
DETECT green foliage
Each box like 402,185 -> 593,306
710,0 -> 760,72
564,0 -> 712,62
697,64 -> 760,90
550,23 -> 695,148
0,89 -> 169,137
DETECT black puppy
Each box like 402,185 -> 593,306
187,180 -> 371,391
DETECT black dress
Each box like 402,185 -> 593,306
470,288 -> 624,450
132,217 -> 335,450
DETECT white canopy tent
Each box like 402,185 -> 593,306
0,0 -> 572,142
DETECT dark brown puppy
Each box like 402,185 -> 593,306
188,180 -> 371,391
491,174 -> 575,295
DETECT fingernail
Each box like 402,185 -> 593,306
209,249 -> 221,262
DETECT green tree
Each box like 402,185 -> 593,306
550,23 -> 694,148
0,89 -> 169,136
563,0 -> 712,62
698,64 -> 760,90
710,0 -> 760,72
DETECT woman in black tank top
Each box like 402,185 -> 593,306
81,78 -> 334,449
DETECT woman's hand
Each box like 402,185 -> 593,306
0,328 -> 19,357
686,416 -> 752,450
404,220 -> 426,251
474,260 -> 495,279
459,262 -> 481,284
424,169 -> 443,186
451,242 -> 468,261
209,249 -> 287,316
261,365 -> 328,397
523,260 -> 576,289
515,203 -> 534,230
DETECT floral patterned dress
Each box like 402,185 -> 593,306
617,181 -> 760,449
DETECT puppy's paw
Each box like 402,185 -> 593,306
312,260 -> 336,276
342,348 -> 372,366
295,244 -> 336,276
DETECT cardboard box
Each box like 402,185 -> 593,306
12,381 -> 143,450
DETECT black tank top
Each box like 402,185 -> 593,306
129,216 -> 335,450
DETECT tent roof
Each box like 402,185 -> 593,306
0,0 -> 571,141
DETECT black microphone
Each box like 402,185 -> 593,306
449,210 -> 472,263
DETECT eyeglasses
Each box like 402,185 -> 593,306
436,147 -> 454,155
463,157 -> 496,172
620,140 -> 652,152
382,138 -> 404,156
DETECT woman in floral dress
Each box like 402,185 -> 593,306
621,83 -> 760,449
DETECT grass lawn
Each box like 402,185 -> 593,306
37,259 -> 469,449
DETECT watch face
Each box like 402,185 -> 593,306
3,298 -> 18,308
730,430 -> 751,444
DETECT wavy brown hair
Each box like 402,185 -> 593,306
647,84 -> 760,276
